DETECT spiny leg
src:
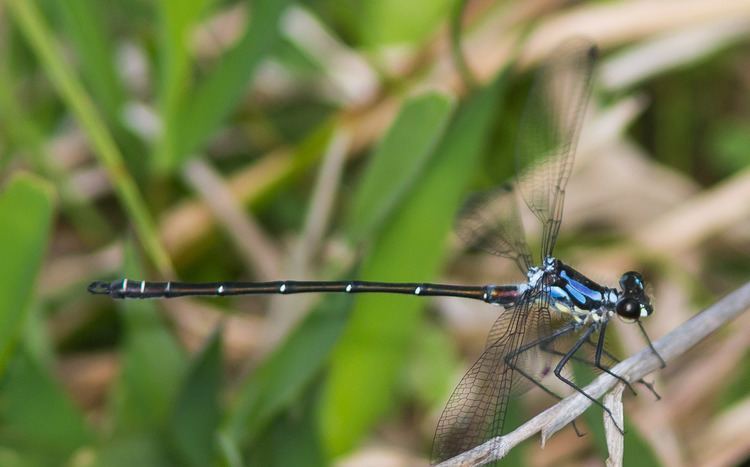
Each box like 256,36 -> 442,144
553,325 -> 624,434
638,321 -> 666,368
593,321 -> 638,396
582,338 -> 661,401
503,324 -> 585,436
540,321 -> 638,396
541,344 -> 638,397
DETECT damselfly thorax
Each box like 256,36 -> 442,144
485,257 -> 618,324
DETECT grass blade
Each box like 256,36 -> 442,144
346,91 -> 455,242
110,242 -> 185,435
320,75 -> 507,457
164,0 -> 295,170
154,0 -> 213,172
223,92 -> 455,451
54,0 -> 126,122
5,0 -> 173,275
169,327 -> 223,467
0,70 -> 112,243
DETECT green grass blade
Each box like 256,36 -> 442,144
216,431 -> 244,467
319,75 -> 507,458
169,327 -> 223,467
5,0 -> 173,276
154,0 -> 213,173
363,0 -> 453,46
346,91 -> 455,242
0,173 -> 54,373
220,93 -> 456,450
110,242 -> 186,435
54,0 -> 126,122
89,435 -> 173,467
168,0 -> 294,169
328,0 -> 452,47
222,94 -> 454,449
400,321 -> 459,410
0,70 -> 112,243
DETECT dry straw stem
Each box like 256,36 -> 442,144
436,280 -> 750,467
604,384 -> 625,467
182,159 -> 283,280
634,168 -> 750,257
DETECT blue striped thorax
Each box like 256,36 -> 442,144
545,259 -> 615,318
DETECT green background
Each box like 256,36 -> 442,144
0,0 -> 748,466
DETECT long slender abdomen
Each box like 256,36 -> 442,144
88,278 -> 505,302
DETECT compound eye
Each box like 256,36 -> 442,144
616,297 -> 640,320
619,271 -> 644,293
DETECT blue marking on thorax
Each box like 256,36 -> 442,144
566,284 -> 586,304
560,270 -> 602,307
550,287 -> 568,302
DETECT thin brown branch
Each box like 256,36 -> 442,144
263,129 -> 351,349
436,280 -> 750,467
182,159 -> 282,280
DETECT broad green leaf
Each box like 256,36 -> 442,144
327,0 -> 454,47
622,419 -> 660,467
225,294 -> 352,445
216,431 -> 244,467
247,385 -> 325,467
400,321 -> 458,409
710,120 -> 750,175
362,0 -> 454,46
347,91 -> 455,242
0,69 -> 111,242
163,0 -> 295,171
20,303 -> 52,368
110,242 -> 186,435
87,434 -> 172,467
720,347 -> 750,406
169,327 -> 223,467
570,358 -> 658,466
0,447 -> 31,467
572,360 -> 607,455
0,173 -> 54,373
321,75 -> 507,457
0,347 -> 92,460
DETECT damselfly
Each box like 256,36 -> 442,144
88,38 -> 665,464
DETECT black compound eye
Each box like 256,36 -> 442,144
616,297 -> 640,320
619,271 -> 644,293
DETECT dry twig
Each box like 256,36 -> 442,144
604,384 -> 625,467
436,281 -> 750,467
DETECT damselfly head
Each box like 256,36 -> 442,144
615,271 -> 653,321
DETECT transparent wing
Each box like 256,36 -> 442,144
515,38 -> 597,261
455,184 -> 532,275
432,287 -> 548,463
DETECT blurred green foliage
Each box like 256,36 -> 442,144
0,1 -> 748,466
